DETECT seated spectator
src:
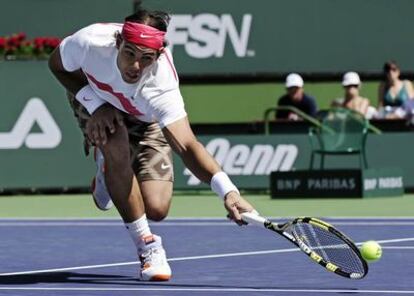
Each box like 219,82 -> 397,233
331,72 -> 377,119
276,73 -> 318,120
378,61 -> 414,119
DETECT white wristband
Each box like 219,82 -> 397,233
75,85 -> 106,114
211,171 -> 240,200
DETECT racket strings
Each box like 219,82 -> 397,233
292,223 -> 365,274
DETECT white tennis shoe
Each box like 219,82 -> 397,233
138,235 -> 172,281
91,148 -> 113,211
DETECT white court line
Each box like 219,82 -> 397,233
0,216 -> 413,221
1,237 -> 413,277
369,238 -> 414,244
0,222 -> 124,227
383,246 -> 414,249
0,248 -> 299,276
1,221 -> 414,227
0,287 -> 413,294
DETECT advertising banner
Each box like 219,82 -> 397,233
172,135 -> 412,192
146,0 -> 414,75
0,62 -> 95,190
270,169 -> 404,198
1,62 -> 413,191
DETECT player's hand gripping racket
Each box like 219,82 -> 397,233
241,212 -> 368,279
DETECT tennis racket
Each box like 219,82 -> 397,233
241,212 -> 368,279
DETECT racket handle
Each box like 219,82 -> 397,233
241,212 -> 267,227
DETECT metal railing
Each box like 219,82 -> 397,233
263,106 -> 382,135
263,106 -> 328,135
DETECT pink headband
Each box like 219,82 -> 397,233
121,22 -> 165,50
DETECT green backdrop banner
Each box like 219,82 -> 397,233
172,135 -> 413,190
1,62 -> 413,191
0,61 -> 95,189
145,0 -> 414,75
0,0 -> 133,37
3,0 -> 414,75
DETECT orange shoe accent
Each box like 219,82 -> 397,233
142,235 -> 155,244
149,274 -> 171,281
142,262 -> 151,270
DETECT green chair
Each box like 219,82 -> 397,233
308,108 -> 369,169
263,106 -> 324,135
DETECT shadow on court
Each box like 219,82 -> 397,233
0,272 -> 134,285
0,271 -> 358,293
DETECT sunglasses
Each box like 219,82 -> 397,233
344,84 -> 359,88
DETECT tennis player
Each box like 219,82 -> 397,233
48,9 -> 256,281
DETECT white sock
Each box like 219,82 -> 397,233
125,214 -> 152,249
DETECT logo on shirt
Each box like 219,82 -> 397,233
0,98 -> 62,149
83,96 -> 93,102
167,13 -> 254,59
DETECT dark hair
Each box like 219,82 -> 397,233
383,60 -> 399,73
382,60 -> 401,82
125,9 -> 170,33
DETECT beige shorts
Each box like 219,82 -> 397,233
67,92 -> 173,182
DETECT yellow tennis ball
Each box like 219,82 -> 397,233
360,241 -> 382,261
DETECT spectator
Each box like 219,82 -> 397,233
378,61 -> 414,118
331,72 -> 377,119
276,73 -> 318,120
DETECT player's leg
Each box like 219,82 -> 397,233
129,121 -> 174,280
97,124 -> 171,281
65,95 -> 170,281
98,124 -> 145,221
99,120 -> 171,281
139,180 -> 173,221
66,92 -> 113,210
131,122 -> 174,221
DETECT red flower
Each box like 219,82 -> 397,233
51,37 -> 61,47
7,35 -> 21,47
0,37 -> 6,49
17,32 -> 26,41
34,37 -> 45,48
1,32 -> 61,59
44,37 -> 61,48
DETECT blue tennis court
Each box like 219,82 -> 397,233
0,218 -> 413,295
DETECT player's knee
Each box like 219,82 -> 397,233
146,206 -> 169,222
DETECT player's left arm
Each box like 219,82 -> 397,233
162,116 -> 255,224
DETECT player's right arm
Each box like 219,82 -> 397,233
48,29 -> 106,109
162,116 -> 255,225
48,31 -> 123,145
48,48 -> 88,95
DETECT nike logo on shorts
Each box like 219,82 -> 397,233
161,163 -> 171,170
83,96 -> 93,102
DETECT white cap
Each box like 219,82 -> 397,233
342,72 -> 361,86
285,73 -> 304,88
